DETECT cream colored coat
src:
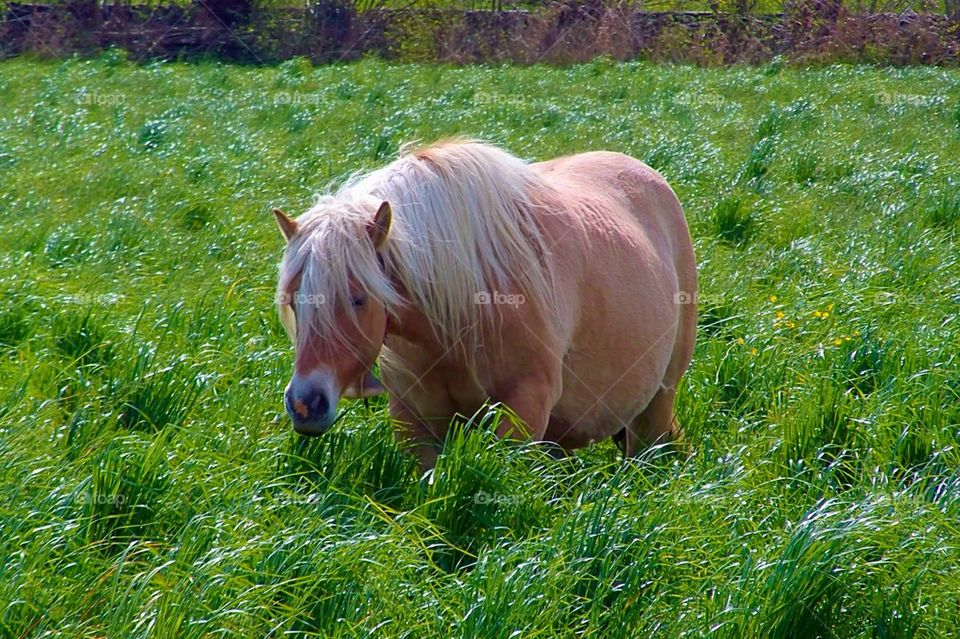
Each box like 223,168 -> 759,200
378,150 -> 697,468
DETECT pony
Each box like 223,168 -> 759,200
273,139 -> 697,470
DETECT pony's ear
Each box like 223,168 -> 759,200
273,208 -> 298,242
368,201 -> 392,251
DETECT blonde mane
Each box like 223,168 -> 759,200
278,139 -> 558,354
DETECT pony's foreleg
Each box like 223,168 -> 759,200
388,395 -> 443,471
493,377 -> 557,442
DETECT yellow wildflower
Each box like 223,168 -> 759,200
736,337 -> 745,345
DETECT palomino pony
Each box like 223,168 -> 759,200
273,139 -> 697,470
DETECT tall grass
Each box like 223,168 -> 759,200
0,56 -> 958,636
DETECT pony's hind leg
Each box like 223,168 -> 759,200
621,388 -> 683,458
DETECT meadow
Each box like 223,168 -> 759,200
1,53 -> 959,637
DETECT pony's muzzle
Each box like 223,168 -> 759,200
284,371 -> 338,435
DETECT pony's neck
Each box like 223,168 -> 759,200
386,302 -> 435,347
382,279 -> 453,362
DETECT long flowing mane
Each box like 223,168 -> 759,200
278,139 -> 558,353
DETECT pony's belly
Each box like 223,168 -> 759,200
546,413 -> 624,448
548,340 -> 673,445
548,397 -> 649,447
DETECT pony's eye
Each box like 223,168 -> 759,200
352,295 -> 368,307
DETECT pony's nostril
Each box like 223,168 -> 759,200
285,388 -> 313,422
287,391 -> 329,422
308,392 -> 329,418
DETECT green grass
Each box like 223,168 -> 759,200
1,54 -> 959,637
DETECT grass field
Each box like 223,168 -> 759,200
1,54 -> 960,637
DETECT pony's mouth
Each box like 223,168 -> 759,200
342,370 -> 386,399
291,414 -> 336,436
296,401 -> 360,437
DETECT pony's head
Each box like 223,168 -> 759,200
273,138 -> 560,435
273,199 -> 398,435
